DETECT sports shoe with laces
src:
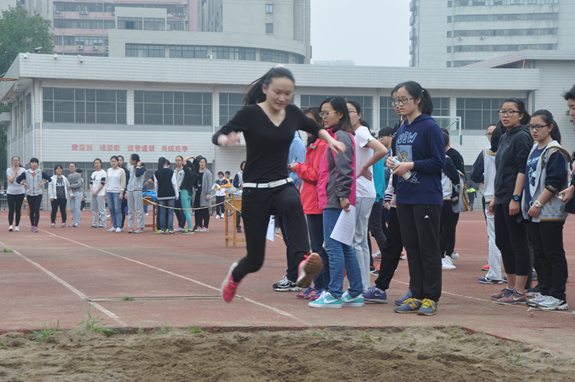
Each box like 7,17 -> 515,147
491,287 -> 513,301
61,223 -> 66,228
51,223 -> 56,228
418,299 -> 438,316
8,225 -> 13,232
400,252 -> 406,260
442,256 -> 456,270
363,285 -> 388,304
296,287 -> 316,299
183,229 -> 194,234
296,253 -> 323,288
450,251 -> 460,260
478,276 -> 502,285
134,228 -> 144,234
342,291 -> 365,307
14,226 -> 19,232
372,250 -> 381,260
527,293 -> 548,307
272,276 -> 290,289
537,297 -> 568,311
308,291 -> 342,308
499,290 -> 527,304
128,228 -> 134,233
394,298 -> 422,314
221,262 -> 240,303
156,229 -> 162,234
273,277 -> 301,292
395,289 -> 412,306
531,268 -> 538,281
482,264 -> 490,271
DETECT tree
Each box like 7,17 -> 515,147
0,6 -> 54,76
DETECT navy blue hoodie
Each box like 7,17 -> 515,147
394,114 -> 446,206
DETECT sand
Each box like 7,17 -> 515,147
0,326 -> 573,382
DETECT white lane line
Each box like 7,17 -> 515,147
0,240 -> 127,327
36,229 -> 312,327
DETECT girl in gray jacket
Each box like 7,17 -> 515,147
193,157 -> 212,232
16,157 -> 51,232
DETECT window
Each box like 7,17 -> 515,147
170,45 -> 207,58
455,0 -> 558,5
447,46 -> 452,53
260,49 -> 288,63
117,17 -> 142,30
126,44 -> 165,57
432,98 -> 450,117
448,1 -> 453,6
144,18 -> 165,31
447,31 -> 452,38
291,54 -> 304,64
447,61 -> 452,68
380,97 -> 400,128
454,13 -> 558,22
63,36 -> 107,46
134,91 -> 212,126
54,19 -> 115,29
301,95 -> 373,127
266,23 -> 273,33
454,28 -> 558,37
453,43 -> 557,52
43,88 -> 126,124
266,4 -> 273,13
168,21 -> 185,31
456,98 -> 525,130
213,46 -> 256,61
219,93 -> 244,125
453,60 -> 481,67
447,16 -> 452,22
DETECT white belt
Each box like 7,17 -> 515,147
243,178 -> 293,189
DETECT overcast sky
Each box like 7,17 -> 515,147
310,0 -> 411,67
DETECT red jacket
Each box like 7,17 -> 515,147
296,138 -> 328,215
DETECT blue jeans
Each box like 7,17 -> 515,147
323,208 -> 363,299
159,199 -> 175,231
107,192 -> 122,228
307,214 -> 329,291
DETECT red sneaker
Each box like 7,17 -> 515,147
482,264 -> 490,271
296,253 -> 323,288
221,262 -> 240,303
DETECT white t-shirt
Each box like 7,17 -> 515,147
6,168 -> 26,195
354,126 -> 376,199
91,170 -> 107,197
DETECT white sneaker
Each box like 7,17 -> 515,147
14,226 -> 19,232
8,225 -> 13,232
442,257 -> 456,270
371,250 -> 380,258
451,251 -> 460,260
220,214 -> 225,219
115,227 -> 122,233
108,227 -> 116,232
215,215 -> 221,219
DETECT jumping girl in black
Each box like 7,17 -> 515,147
213,66 -> 345,302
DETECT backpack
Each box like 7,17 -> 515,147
452,171 -> 470,213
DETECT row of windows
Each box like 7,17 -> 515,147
453,12 -> 558,22
454,0 -> 558,5
126,44 -> 164,58
54,19 -> 115,29
453,28 -> 557,37
213,47 -> 256,61
53,2 -> 113,12
117,17 -> 165,31
456,98 -> 526,130
134,91 -> 212,126
54,36 -> 108,46
43,88 -> 127,124
454,43 -> 556,52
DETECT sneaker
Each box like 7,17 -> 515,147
363,285 -> 388,304
51,223 -> 56,228
296,253 -> 323,288
531,269 -> 538,281
308,291 -> 342,309
537,297 -> 569,311
90,225 -> 98,228
273,277 -> 301,292
503,276 -> 508,283
491,287 -> 513,301
168,230 -> 174,234
527,293 -> 548,307
215,215 -> 221,219
309,289 -> 321,301
8,225 -> 13,232
183,229 -> 194,234
478,276 -> 502,285
371,270 -> 379,276
221,262 -> 240,303
14,226 -> 19,232
394,298 -> 422,314
115,228 -> 122,233
499,290 -> 527,304
128,228 -> 134,233
61,223 -> 66,228
372,250 -> 381,260
34,226 -> 39,232
400,252 -> 406,260
145,213 -> 149,216
175,228 -> 184,232
161,230 -> 166,235
482,264 -> 490,271
395,289 -> 412,306
418,299 -> 438,316
296,287 -> 317,299
69,223 -> 76,227
156,229 -> 162,234
108,228 -> 116,232
442,257 -> 456,270
203,228 -> 209,232
134,228 -> 144,234
220,214 -> 225,219
451,251 -> 460,260
526,285 -> 540,297
237,227 -> 242,233
30,226 -> 35,232
98,225 -> 106,229
342,291 -> 365,307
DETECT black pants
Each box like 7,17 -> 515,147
120,196 -> 127,228
367,200 -> 386,268
374,207 -> 404,291
382,205 -> 389,241
7,193 -> 25,226
397,204 -> 442,302
50,198 -> 67,223
494,203 -> 530,276
232,184 -> 309,283
528,222 -> 568,301
445,212 -> 459,256
439,200 -> 454,258
215,196 -> 225,216
28,195 -> 42,227
236,211 -> 242,229
277,216 -> 298,282
174,193 -> 186,228
194,200 -> 210,228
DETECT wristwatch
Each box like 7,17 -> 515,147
339,196 -> 347,201
533,200 -> 543,208
512,194 -> 521,202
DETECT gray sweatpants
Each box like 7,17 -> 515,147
70,191 -> 82,225
127,190 -> 145,229
354,196 -> 375,292
91,195 -> 106,227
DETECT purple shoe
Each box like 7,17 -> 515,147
395,289 -> 412,306
363,285 -> 387,304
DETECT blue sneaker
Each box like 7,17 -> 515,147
503,276 -> 508,283
308,291 -> 342,309
342,291 -> 364,307
526,285 -> 540,297
395,289 -> 412,306
478,276 -> 502,285
417,299 -> 437,316
363,285 -> 388,304
394,298 -> 422,314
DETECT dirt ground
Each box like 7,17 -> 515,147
0,326 -> 574,382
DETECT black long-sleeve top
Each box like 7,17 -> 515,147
180,160 -> 199,194
213,104 -> 323,184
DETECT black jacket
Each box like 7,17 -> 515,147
155,167 -> 176,198
180,160 -> 199,194
494,125 -> 532,204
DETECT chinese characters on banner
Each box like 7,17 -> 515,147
71,145 -> 189,152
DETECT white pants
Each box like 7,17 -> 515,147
484,203 -> 503,280
91,195 -> 106,227
70,191 -> 82,225
354,196 -> 375,291
128,190 -> 145,229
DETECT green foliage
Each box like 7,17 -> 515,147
31,321 -> 60,343
78,305 -> 115,336
0,6 -> 54,75
122,297 -> 134,301
188,326 -> 202,334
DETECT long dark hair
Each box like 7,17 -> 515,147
243,66 -> 295,105
501,98 -> 530,125
303,106 -> 321,147
157,157 -> 168,179
531,109 -> 561,144
319,96 -> 352,133
117,155 -> 127,171
490,121 -> 505,153
392,81 -> 434,116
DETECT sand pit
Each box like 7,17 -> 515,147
0,326 -> 574,382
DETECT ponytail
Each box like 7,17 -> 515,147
243,66 -> 295,105
531,109 -> 562,144
392,81 -> 434,116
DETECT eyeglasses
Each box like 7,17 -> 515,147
485,132 -> 492,137
347,110 -> 357,114
390,98 -> 413,107
319,111 -> 338,118
528,124 -> 548,131
498,110 -> 520,116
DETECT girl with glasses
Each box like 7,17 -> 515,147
6,156 -> 25,232
48,165 -> 70,228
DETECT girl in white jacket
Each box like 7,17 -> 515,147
48,165 -> 70,228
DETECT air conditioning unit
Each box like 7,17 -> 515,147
206,54 -> 213,59
480,36 -> 485,40
93,45 -> 98,51
105,46 -> 109,51
78,45 -> 83,50
458,36 -> 463,41
55,10 -> 60,14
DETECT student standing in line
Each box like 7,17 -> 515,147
174,155 -> 187,232
193,157 -> 212,232
232,161 -> 245,232
439,133 -> 461,270
126,154 -> 146,234
347,100 -> 387,291
105,156 -> 126,233
118,155 -> 129,230
67,163 -> 83,227
154,157 -> 178,234
213,171 -> 228,219
522,110 -> 569,311
180,156 -> 199,234
214,66 -> 343,303
90,158 -> 107,229
48,165 -> 70,228
6,156 -> 26,232
388,81 -> 445,316
16,158 -> 51,232
488,98 -> 533,304
558,85 -> 575,203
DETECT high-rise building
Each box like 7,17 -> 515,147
0,0 -> 52,18
410,0 -> 575,68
